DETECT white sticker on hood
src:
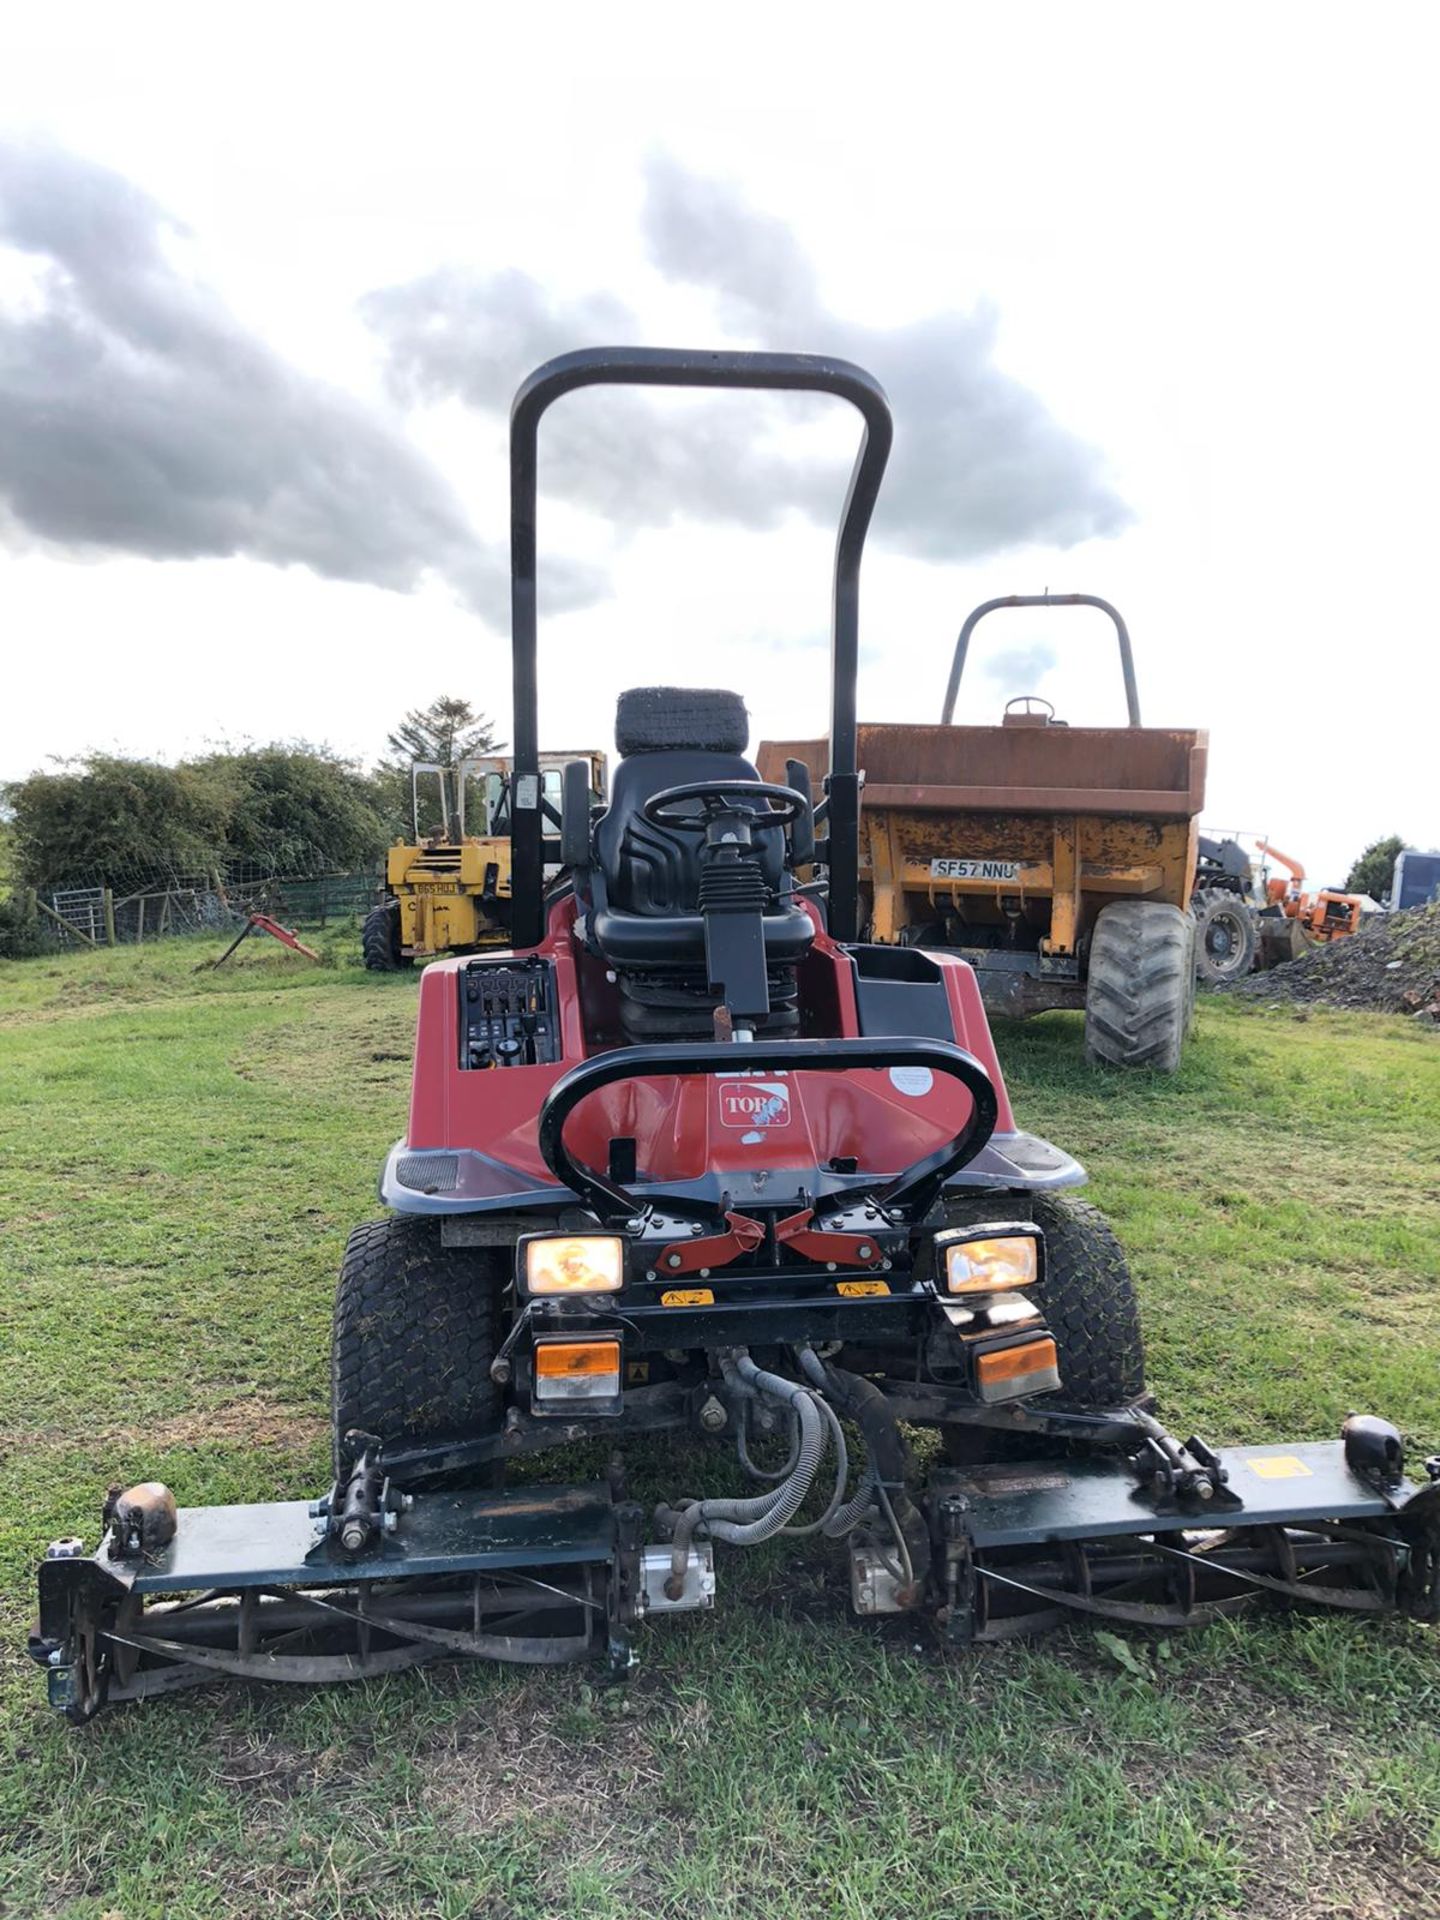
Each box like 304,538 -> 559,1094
889,1066 -> 934,1097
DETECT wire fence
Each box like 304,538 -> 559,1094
10,864 -> 385,955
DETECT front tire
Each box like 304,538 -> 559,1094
1084,899 -> 1194,1071
331,1217 -> 505,1479
362,901 -> 406,973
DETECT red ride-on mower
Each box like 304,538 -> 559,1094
33,350 -> 1438,1720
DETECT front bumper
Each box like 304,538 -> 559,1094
534,1280 -> 933,1356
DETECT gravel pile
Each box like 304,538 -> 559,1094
1219,900 -> 1440,1017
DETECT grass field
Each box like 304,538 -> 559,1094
2,934 -> 1438,1920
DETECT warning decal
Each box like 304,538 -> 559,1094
1244,1454 -> 1314,1480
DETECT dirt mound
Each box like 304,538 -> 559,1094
1219,900 -> 1440,1016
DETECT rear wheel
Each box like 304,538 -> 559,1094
331,1217 -> 506,1480
362,901 -> 406,972
1084,899 -> 1194,1071
939,1191 -> 1145,1464
1191,888 -> 1257,985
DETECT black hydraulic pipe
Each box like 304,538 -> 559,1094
941,593 -> 1140,727
509,348 -> 893,947
818,1361 -> 930,1594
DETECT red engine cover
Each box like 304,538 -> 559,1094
406,897 -> 1015,1197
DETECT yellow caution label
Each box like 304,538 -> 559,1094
625,1361 -> 650,1385
661,1287 -> 714,1307
1245,1454 -> 1313,1479
836,1279 -> 891,1297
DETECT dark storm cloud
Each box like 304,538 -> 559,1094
0,140 -> 599,621
365,155 -> 1130,560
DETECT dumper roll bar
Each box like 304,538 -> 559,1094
509,348 -> 894,946
941,593 -> 1141,727
537,1036 -> 999,1223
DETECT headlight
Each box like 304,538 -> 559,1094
523,1234 -> 624,1295
935,1225 -> 1041,1295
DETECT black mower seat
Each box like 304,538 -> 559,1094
587,689 -> 814,976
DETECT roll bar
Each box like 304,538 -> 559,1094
940,593 -> 1141,727
537,1035 -> 999,1224
508,348 -> 893,946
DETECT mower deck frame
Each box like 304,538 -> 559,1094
32,1436 -> 1438,1720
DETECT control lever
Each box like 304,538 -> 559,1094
519,1012 -> 539,1064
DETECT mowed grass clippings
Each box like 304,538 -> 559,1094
0,936 -> 1437,1920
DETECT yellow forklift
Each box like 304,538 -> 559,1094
363,752 -> 607,969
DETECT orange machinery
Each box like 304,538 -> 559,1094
1256,842 -> 1364,943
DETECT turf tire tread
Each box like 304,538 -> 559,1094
331,1217 -> 504,1475
362,903 -> 403,973
1084,898 -> 1193,1071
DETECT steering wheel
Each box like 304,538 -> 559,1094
641,780 -> 808,833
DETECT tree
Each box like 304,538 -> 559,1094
384,696 -> 501,771
378,697 -> 503,840
1344,834 -> 1405,902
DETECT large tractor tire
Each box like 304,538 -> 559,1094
1084,899 -> 1194,1072
362,901 -> 406,973
1191,888 -> 1258,985
331,1217 -> 505,1480
940,1192 -> 1145,1464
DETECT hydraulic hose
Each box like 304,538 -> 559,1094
653,1352 -> 928,1602
779,1392 -> 852,1538
795,1348 -> 880,1539
696,1360 -> 825,1543
805,1357 -> 931,1596
737,1402 -> 802,1483
821,1460 -> 878,1539
655,1355 -> 826,1595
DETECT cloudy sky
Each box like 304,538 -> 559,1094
2,3 -> 1436,885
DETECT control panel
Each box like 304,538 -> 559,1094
459,956 -> 561,1069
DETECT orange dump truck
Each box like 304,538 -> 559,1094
760,594 -> 1204,1070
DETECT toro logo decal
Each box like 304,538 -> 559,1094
719,1080 -> 791,1129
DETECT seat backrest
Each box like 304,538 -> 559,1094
594,748 -> 789,916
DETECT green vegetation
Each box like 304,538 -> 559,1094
1345,833 -> 1406,901
0,694 -> 506,958
2,944 -> 1437,1919
3,747 -> 393,895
